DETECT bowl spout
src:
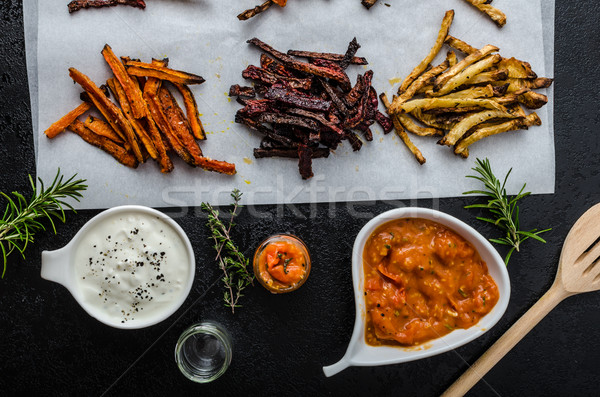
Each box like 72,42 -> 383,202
322,357 -> 351,377
41,246 -> 71,288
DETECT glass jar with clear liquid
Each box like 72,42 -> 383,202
175,321 -> 232,383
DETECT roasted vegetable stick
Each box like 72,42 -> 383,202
68,0 -> 146,13
455,113 -> 541,157
411,109 -> 459,130
381,93 -> 426,164
286,50 -> 368,66
194,157 -> 236,175
84,116 -> 124,144
458,69 -> 508,87
238,0 -> 274,21
497,57 -> 537,79
68,119 -> 138,168
69,67 -> 143,162
441,85 -> 494,99
101,44 -> 147,119
107,78 -> 158,159
424,106 -> 485,114
464,0 -> 507,28
434,45 -> 499,90
439,110 -> 518,146
518,91 -> 548,109
174,83 -> 206,140
397,10 -> 454,94
496,77 -> 554,93
435,54 -> 502,95
158,87 -> 204,162
126,61 -> 205,85
397,113 -> 443,137
445,35 -> 477,55
397,97 -> 507,114
247,38 -> 352,91
394,55 -> 452,108
45,102 -> 91,138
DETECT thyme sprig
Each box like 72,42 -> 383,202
463,158 -> 551,265
0,170 -> 87,278
201,189 -> 253,313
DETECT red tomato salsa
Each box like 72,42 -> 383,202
363,218 -> 499,346
254,235 -> 310,293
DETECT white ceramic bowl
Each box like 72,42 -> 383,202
323,207 -> 510,376
41,205 -> 195,329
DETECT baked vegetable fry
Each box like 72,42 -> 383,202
454,113 -> 541,157
126,61 -> 206,85
381,93 -> 426,164
395,54 -> 452,108
435,54 -> 502,95
398,98 -> 507,114
397,113 -> 443,137
106,77 -> 158,159
439,110 -> 518,146
45,102 -> 91,138
397,10 -> 454,94
101,44 -> 147,119
174,83 -> 206,140
434,44 -> 499,90
158,87 -> 204,163
464,0 -> 507,28
69,67 -> 144,162
68,119 -> 138,168
84,116 -> 124,144
444,35 -> 477,55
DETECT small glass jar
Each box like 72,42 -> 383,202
253,234 -> 311,294
174,321 -> 232,383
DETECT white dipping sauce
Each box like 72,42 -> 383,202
73,212 -> 190,325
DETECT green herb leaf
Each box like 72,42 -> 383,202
202,189 -> 254,313
0,169 -> 87,278
283,258 -> 292,274
458,288 -> 468,298
463,158 -> 551,265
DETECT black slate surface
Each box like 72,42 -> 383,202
1,1 -> 599,396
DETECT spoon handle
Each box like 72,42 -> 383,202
441,284 -> 569,397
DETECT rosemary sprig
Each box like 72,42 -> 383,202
463,158 -> 551,265
201,189 -> 253,313
0,169 -> 87,278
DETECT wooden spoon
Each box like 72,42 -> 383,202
442,203 -> 600,397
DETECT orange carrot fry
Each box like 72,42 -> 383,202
45,102 -> 91,138
68,119 -> 138,168
158,87 -> 204,163
174,83 -> 206,140
101,44 -> 147,119
125,60 -> 205,85
69,67 -> 143,162
84,116 -> 124,144
107,77 -> 158,160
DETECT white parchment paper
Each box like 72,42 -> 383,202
25,0 -> 555,209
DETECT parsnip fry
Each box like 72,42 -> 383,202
399,97 -> 507,114
424,106 -> 485,114
455,113 -> 541,157
464,0 -> 507,28
68,119 -> 138,168
439,110 -> 518,146
158,87 -> 203,163
397,10 -> 454,94
518,91 -> 548,109
411,109 -> 458,130
444,35 -> 477,55
459,69 -> 508,87
174,83 -> 206,140
381,93 -> 426,164
101,44 -> 147,119
45,102 -> 91,138
441,85 -> 494,99
496,77 -> 554,93
497,57 -> 537,79
393,57 -> 451,109
397,113 -> 443,137
126,61 -> 205,85
107,77 -> 158,160
434,45 -> 499,91
69,67 -> 143,162
84,116 -> 124,144
436,54 -> 502,95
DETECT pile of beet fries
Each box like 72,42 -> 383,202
230,38 -> 392,179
